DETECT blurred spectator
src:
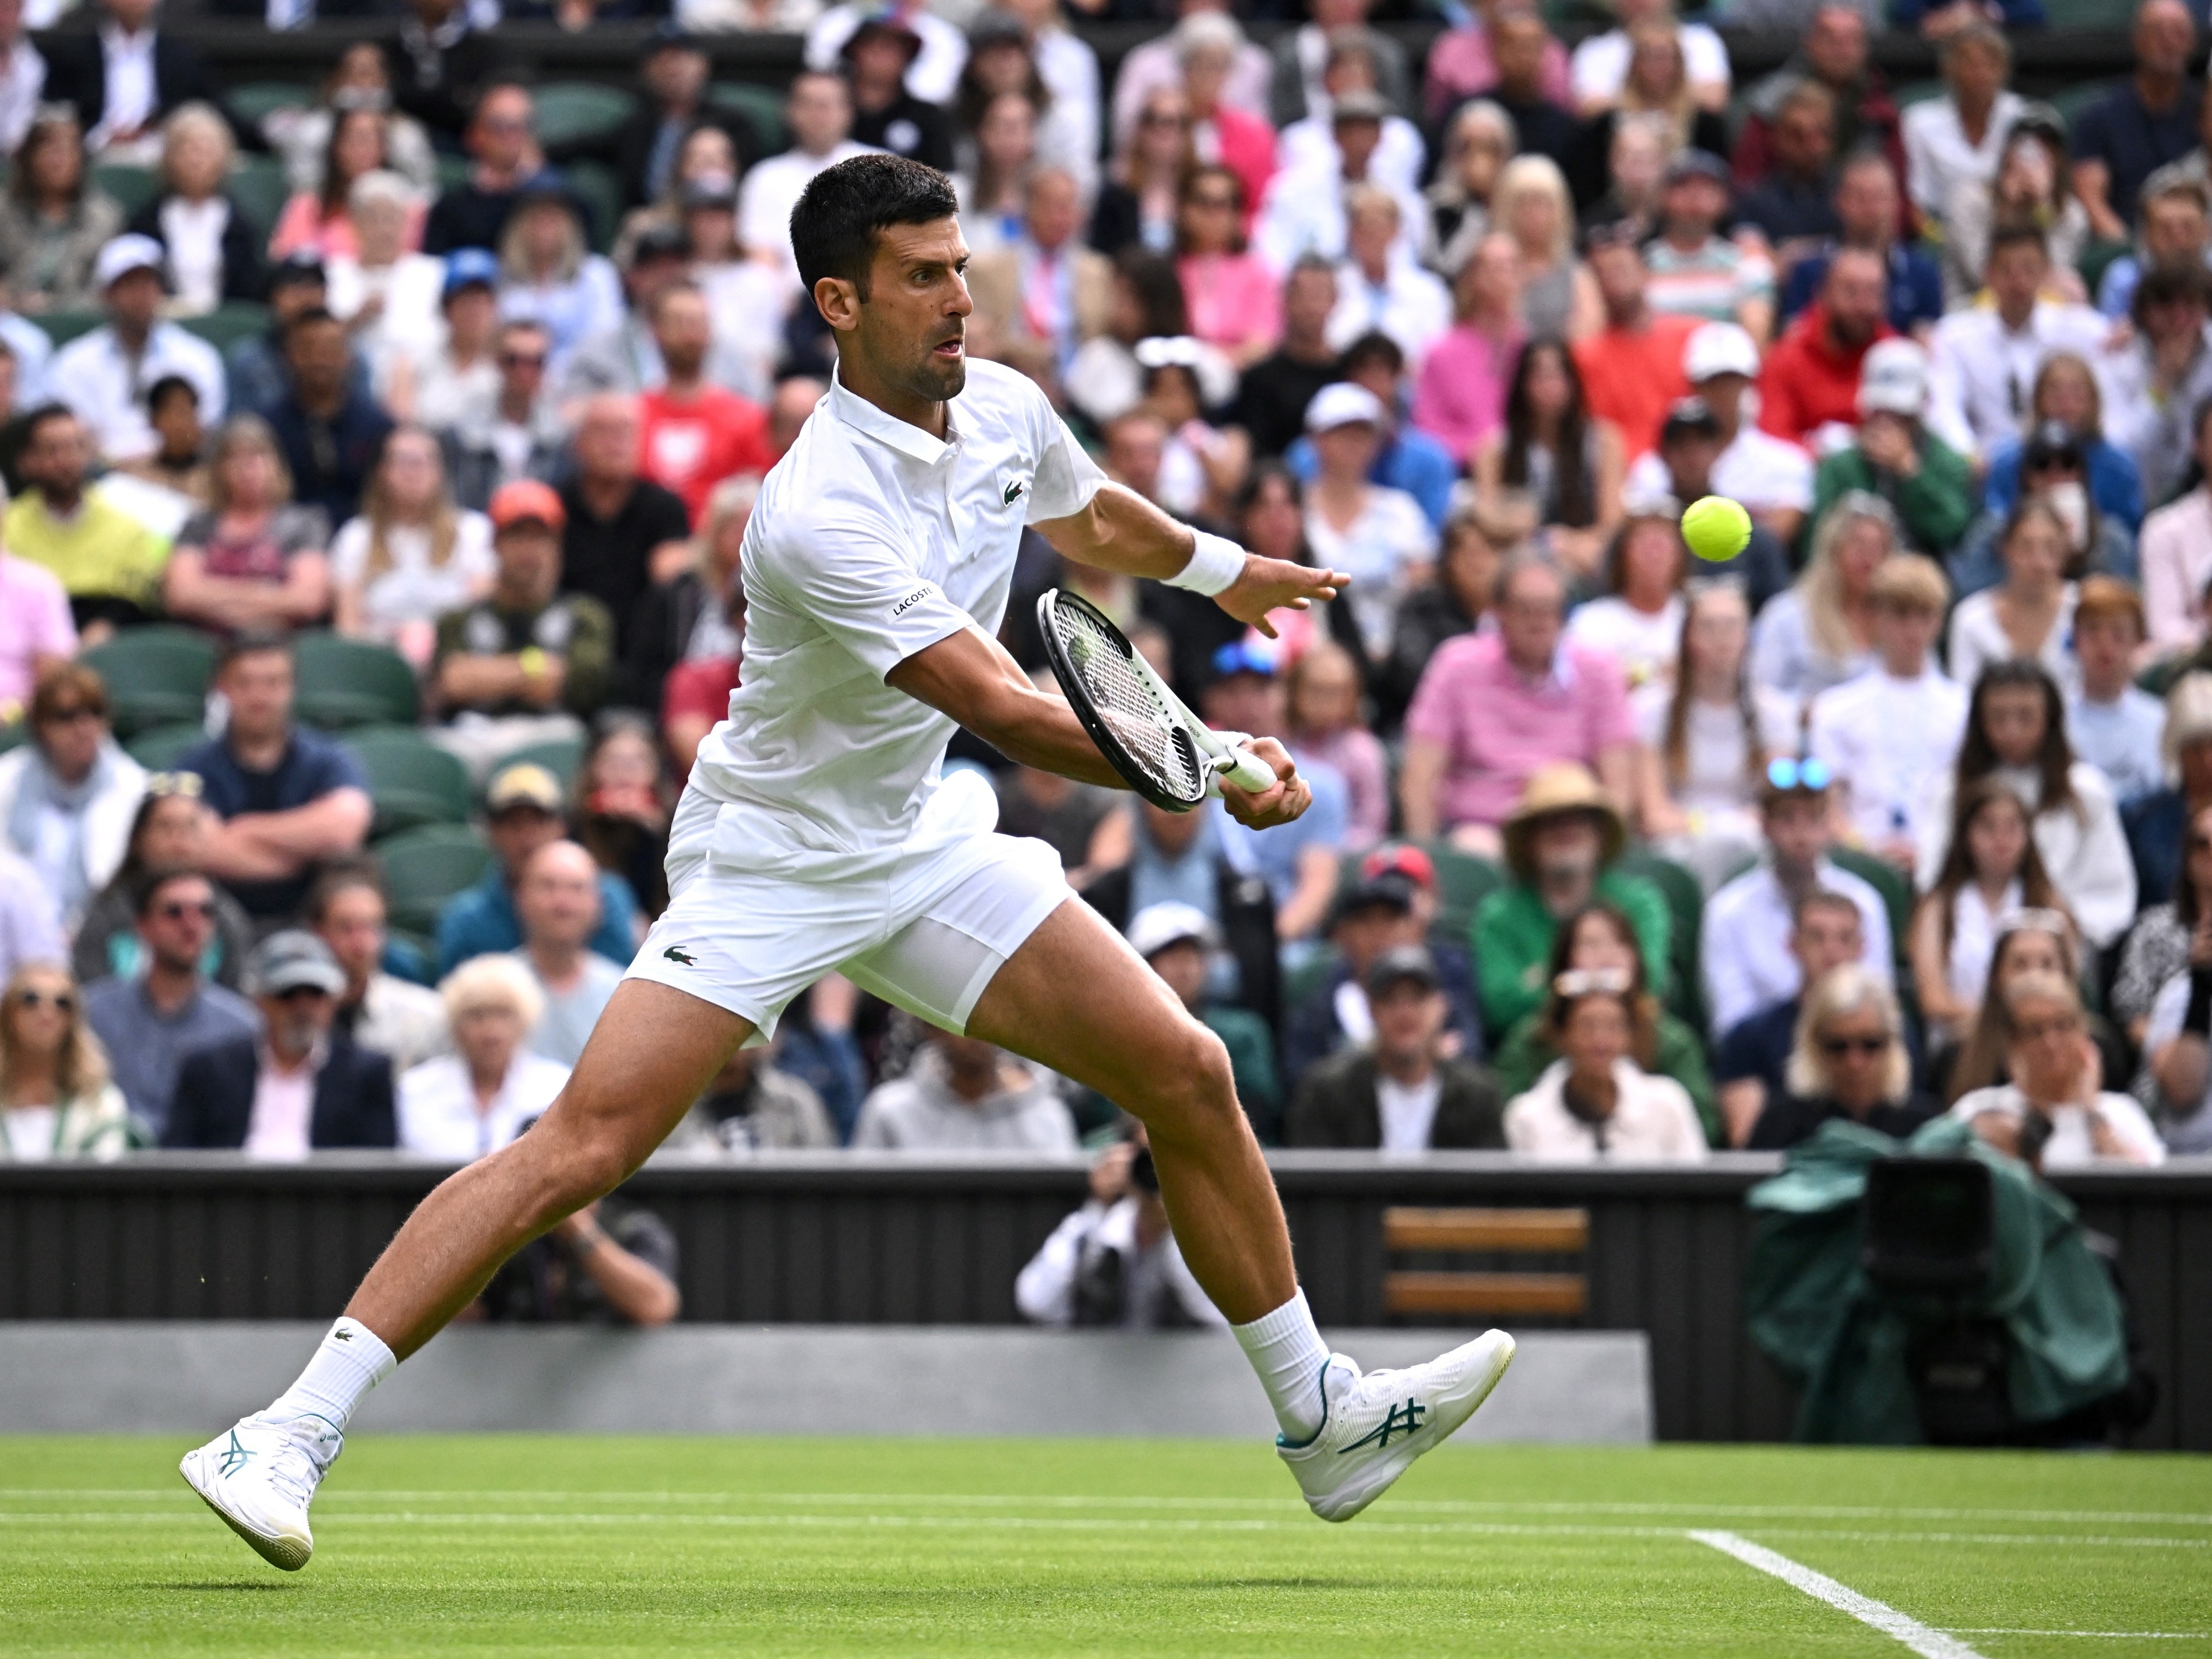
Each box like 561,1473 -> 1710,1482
1474,339 -> 1622,582
1491,156 -> 1597,341
1979,353 -> 2143,540
432,481 -> 616,782
1568,22 -> 1730,212
562,395 -> 694,653
228,254 -> 337,424
0,110 -> 121,312
422,84 -> 548,256
1572,0 -> 1728,117
995,0 -> 1098,170
2067,577 -> 2165,805
1502,971 -> 1707,1160
0,837 -> 61,986
1635,399 -> 1792,607
2124,675 -> 2212,909
475,1187 -> 679,1326
1756,245 -> 1893,449
634,284 -> 772,523
1564,496 -> 1688,692
438,760 -> 640,975
1572,229 -> 1697,463
2103,262 -> 2212,512
665,1042 -> 836,1152
2098,167 -> 2211,318
1917,661 -> 2136,949
1141,346 -> 1245,517
272,105 -> 416,263
161,417 -> 333,636
1202,641 -> 1348,944
508,839 -> 622,1068
0,961 -> 132,1161
495,189 -> 621,371
1942,111 -> 2087,309
2069,0 -> 2201,242
1963,434 -> 2140,611
1324,186 -> 1449,368
309,865 -> 447,1073
392,250 -> 498,433
739,71 -> 869,286
852,1028 -> 1077,1152
840,9 -> 956,172
1947,499 -> 2083,696
1749,964 -> 1933,1151
1411,231 -> 1523,470
1911,777 -> 2068,1045
2115,794 -> 2212,1060
1734,80 -> 1842,255
0,533 -> 73,711
960,10 -> 1095,203
682,180 -> 791,405
1704,760 -> 1894,1038
332,423 -> 495,668
48,235 -> 226,464
1227,256 -> 1337,458
1583,110 -> 1671,237
1903,24 -> 2024,235
1633,324 -> 1813,548
1422,100 -> 1513,274
1812,339 -> 1974,561
399,953 -> 569,1158
967,169 -> 1113,385
1424,0 -> 1571,125
163,929 -> 395,1154
1299,383 -> 1435,663
631,474 -> 751,761
1713,888 -> 1866,1145
0,0 -> 40,161
1283,640 -> 1385,850
114,376 -> 211,506
576,714 -> 671,919
1640,151 -> 1772,341
1955,973 -> 2165,1165
0,662 -> 145,931
1094,83 -> 1191,258
1777,149 -> 1944,337
1632,579 -> 1800,890
1940,911 -> 2113,1103
265,309 -> 395,527
442,319 -> 563,513
1755,490 -> 1900,705
1490,896 -> 1713,1137
1279,25 -> 1423,196
1254,87 -> 1400,273
1926,228 -> 2108,460
1484,6 -> 1579,175
954,89 -> 1040,255
265,42 -> 438,197
1401,556 -> 1634,853
1474,762 -> 1668,1034
129,103 -> 265,313
1127,902 -> 1280,1139
1287,945 -> 1504,1150
1733,3 -> 1903,200
1806,550 -> 1966,867
1017,1129 -> 1221,1326
386,0 -> 499,142
72,778 -> 252,990
82,867 -> 258,1137
2141,398 -> 2212,656
3,406 -> 166,636
2140,915 -> 2212,1149
1285,334 -> 1453,534
1272,0 -> 1408,123
178,634 -> 374,918
599,27 -> 754,213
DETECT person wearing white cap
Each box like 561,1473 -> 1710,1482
1124,901 -> 1281,1140
1624,320 -> 1813,547
44,230 -> 226,464
1299,381 -> 1436,661
1809,336 -> 1977,561
1925,224 -> 2110,460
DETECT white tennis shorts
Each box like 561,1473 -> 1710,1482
623,777 -> 1073,1043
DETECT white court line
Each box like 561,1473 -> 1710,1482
1690,1530 -> 1988,1659
1946,1631 -> 2210,1642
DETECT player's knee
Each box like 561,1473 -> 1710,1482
1137,1022 -> 1241,1135
516,1101 -> 636,1223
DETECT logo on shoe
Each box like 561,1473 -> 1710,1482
219,1431 -> 252,1476
1340,1398 -> 1426,1453
663,946 -> 699,967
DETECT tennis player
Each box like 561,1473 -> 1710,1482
182,156 -> 1514,1570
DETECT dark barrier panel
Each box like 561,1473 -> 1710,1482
2,1153 -> 2206,1448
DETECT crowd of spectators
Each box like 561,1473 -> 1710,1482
5,0 -> 2212,1261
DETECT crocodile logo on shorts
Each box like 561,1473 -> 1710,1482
663,947 -> 699,967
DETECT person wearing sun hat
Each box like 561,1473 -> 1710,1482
1471,762 -> 1671,1036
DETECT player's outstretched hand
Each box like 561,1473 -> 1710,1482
1216,555 -> 1350,639
1220,737 -> 1311,830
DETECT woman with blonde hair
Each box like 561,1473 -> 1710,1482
1492,154 -> 1601,341
331,425 -> 495,665
128,103 -> 265,314
1568,23 -> 1728,206
161,416 -> 334,634
1750,491 -> 1893,702
397,955 -> 569,1162
495,189 -> 621,368
0,963 -> 132,1160
1748,963 -> 1932,1149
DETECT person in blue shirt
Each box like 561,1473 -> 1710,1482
178,633 -> 374,920
2096,164 -> 2212,318
1978,350 -> 2144,533
436,758 -> 640,975
2069,0 -> 2203,242
1284,332 -> 1456,530
1778,149 -> 1945,336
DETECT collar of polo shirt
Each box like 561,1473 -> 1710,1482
827,368 -> 963,467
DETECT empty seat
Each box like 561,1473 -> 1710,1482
79,625 -> 216,736
500,735 -> 583,791
344,725 -> 473,836
124,721 -> 209,771
375,823 -> 495,936
292,635 -> 421,730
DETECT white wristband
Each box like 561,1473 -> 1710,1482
1167,531 -> 1246,596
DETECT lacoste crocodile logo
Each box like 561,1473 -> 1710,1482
663,947 -> 699,967
1003,480 -> 1026,506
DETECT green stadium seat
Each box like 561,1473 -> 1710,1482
2040,0 -> 2136,27
1424,842 -> 1505,945
124,721 -> 208,770
707,82 -> 787,156
566,160 -> 622,253
375,823 -> 495,935
228,82 -> 313,125
79,625 -> 216,737
92,162 -> 158,220
534,83 -> 637,150
501,735 -> 583,791
31,310 -> 103,349
1615,847 -> 1708,1031
344,725 -> 474,836
291,634 -> 421,729
226,154 -> 291,242
178,302 -> 272,357
1282,944 -> 1341,1014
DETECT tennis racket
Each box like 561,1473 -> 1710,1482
1037,587 -> 1278,813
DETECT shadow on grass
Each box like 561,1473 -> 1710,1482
144,1581 -> 295,1593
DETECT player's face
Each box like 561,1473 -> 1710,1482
858,218 -> 974,405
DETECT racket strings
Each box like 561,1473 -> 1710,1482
1055,604 -> 1206,802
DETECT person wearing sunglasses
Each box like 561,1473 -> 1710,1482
1749,962 -> 1933,1151
80,867 -> 258,1140
0,661 -> 146,935
1954,972 -> 2165,1168
0,962 -> 132,1161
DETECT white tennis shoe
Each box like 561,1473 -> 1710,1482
179,1413 -> 342,1571
1277,1330 -> 1516,1522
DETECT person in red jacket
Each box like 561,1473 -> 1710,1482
635,281 -> 773,523
1756,246 -> 1895,449
1570,223 -> 1696,460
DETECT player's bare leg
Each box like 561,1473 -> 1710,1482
966,897 -> 1514,1520
181,980 -> 751,1569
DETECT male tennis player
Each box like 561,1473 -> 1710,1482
181,156 -> 1514,1570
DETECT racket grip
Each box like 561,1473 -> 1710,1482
1220,746 -> 1279,795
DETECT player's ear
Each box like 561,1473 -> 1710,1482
813,275 -> 862,333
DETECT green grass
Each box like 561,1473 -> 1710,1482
3,1436 -> 2208,1656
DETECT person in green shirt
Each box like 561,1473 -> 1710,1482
1490,899 -> 1717,1144
1808,340 -> 1976,561
1474,761 -> 1671,1037
2,406 -> 167,639
1126,901 -> 1284,1143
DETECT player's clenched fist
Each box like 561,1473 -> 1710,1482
1218,737 -> 1310,829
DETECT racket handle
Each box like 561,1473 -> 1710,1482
1219,746 -> 1278,795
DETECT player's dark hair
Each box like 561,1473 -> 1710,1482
791,153 -> 959,301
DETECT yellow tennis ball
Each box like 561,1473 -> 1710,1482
1682,495 -> 1752,562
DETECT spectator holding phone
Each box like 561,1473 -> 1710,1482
1956,973 -> 2166,1166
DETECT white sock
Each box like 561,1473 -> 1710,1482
1232,1289 -> 1330,1442
266,1318 -> 397,1435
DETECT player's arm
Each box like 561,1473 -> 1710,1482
1029,481 -> 1349,639
886,624 -> 1311,830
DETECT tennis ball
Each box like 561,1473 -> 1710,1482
1682,495 -> 1752,562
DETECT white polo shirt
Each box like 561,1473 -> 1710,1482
689,358 -> 1106,883
47,322 -> 227,463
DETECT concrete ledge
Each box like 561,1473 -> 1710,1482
0,1323 -> 1651,1442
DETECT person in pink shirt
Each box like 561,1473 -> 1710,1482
1175,164 -> 1281,367
0,547 -> 76,715
1399,552 -> 1637,855
1179,13 -> 1277,235
1424,0 -> 1575,125
1413,230 -> 1524,465
269,107 -> 423,263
